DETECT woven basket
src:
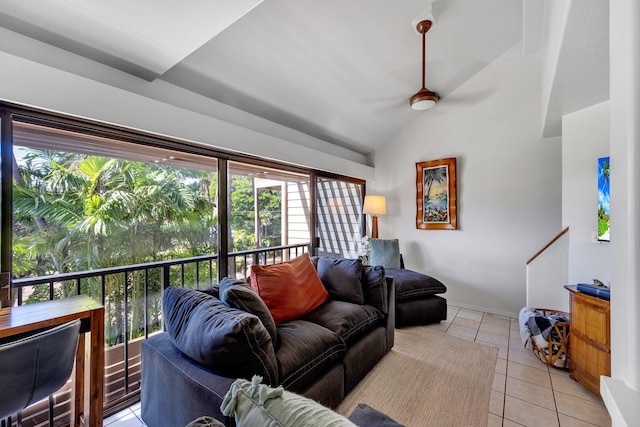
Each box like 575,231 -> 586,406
527,308 -> 570,369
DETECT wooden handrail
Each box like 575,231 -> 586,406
527,227 -> 569,265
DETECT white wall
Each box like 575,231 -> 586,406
608,0 -> 640,394
561,101 -> 611,287
373,44 -> 562,317
526,231 -> 569,312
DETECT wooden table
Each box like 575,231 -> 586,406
0,295 -> 104,426
564,285 -> 611,396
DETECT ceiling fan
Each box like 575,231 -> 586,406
410,20 -> 439,110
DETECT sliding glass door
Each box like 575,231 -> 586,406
315,176 -> 365,258
226,161 -> 311,277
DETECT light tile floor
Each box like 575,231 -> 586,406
105,305 -> 612,427
431,305 -> 611,427
104,402 -> 144,427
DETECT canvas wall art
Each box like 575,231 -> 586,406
416,157 -> 457,230
598,156 -> 610,241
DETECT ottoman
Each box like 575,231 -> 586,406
368,238 -> 448,327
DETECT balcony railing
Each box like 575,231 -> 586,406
7,243 -> 310,425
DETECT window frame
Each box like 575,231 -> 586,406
0,101 -> 365,277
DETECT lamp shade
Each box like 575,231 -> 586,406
363,195 -> 386,216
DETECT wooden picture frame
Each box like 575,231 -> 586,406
416,157 -> 457,230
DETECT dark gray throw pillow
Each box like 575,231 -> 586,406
200,284 -> 220,299
317,257 -> 364,304
163,286 -> 279,385
362,265 -> 388,314
219,277 -> 278,346
348,403 -> 405,427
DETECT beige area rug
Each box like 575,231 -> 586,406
336,327 -> 498,427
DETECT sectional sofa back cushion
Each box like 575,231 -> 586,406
219,277 -> 278,345
317,257 -> 364,304
361,265 -> 388,314
221,375 -> 357,427
250,253 -> 329,324
163,286 -> 279,385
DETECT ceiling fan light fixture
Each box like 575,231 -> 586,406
410,88 -> 439,110
410,19 -> 439,111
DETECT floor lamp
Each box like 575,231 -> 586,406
363,195 -> 386,238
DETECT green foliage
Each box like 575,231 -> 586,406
13,148 -> 219,345
257,188 -> 282,247
229,176 -> 282,250
597,205 -> 610,238
230,175 -> 256,241
598,217 -> 610,238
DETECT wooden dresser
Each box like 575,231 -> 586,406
565,285 -> 611,396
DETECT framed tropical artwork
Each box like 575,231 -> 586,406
416,157 -> 457,230
597,156 -> 610,241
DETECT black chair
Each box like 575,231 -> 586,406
0,319 -> 81,425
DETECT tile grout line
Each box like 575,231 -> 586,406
497,314 -> 509,425
548,364 -> 562,427
502,316 -> 558,426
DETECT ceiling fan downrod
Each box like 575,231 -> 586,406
410,19 -> 439,111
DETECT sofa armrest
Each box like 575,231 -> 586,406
385,276 -> 395,352
141,333 -> 236,427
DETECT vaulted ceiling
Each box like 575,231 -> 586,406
0,0 -> 609,156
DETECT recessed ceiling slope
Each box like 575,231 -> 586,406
0,0 -> 262,81
0,0 -> 523,155
163,0 -> 523,152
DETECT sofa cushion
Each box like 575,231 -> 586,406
221,375 -> 356,427
310,255 -> 319,269
385,269 -> 447,301
303,300 -> 383,345
163,286 -> 278,384
200,284 -> 220,299
369,239 -> 401,269
362,265 -> 388,314
250,253 -> 329,324
219,277 -> 278,346
317,257 -> 364,304
275,320 -> 345,393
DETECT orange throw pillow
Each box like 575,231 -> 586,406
250,253 -> 329,324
